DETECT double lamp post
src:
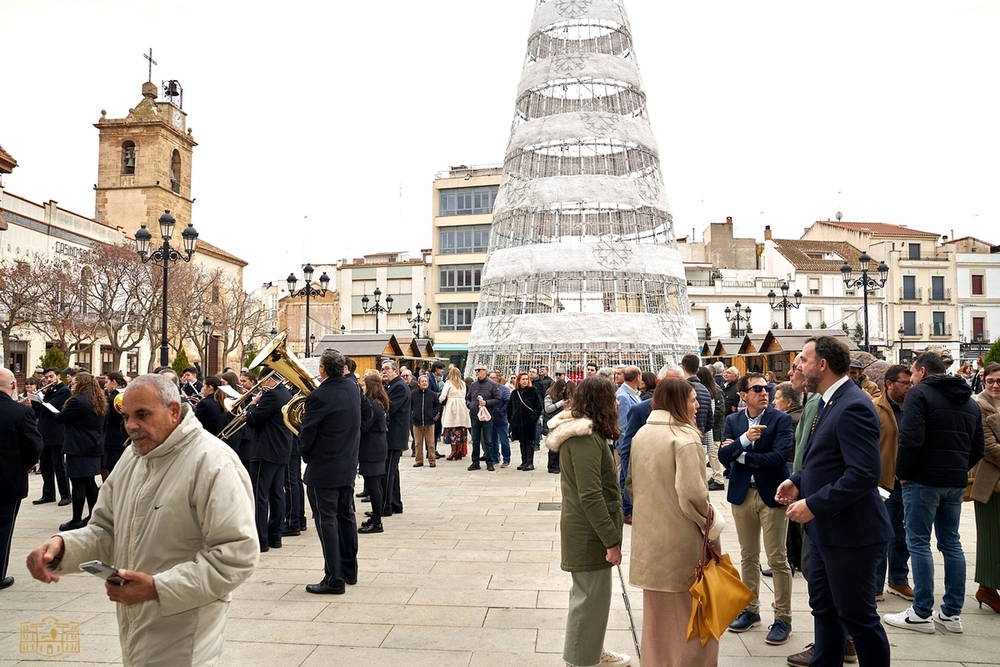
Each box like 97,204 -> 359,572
841,251 -> 889,354
287,264 -> 330,357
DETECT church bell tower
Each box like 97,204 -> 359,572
94,69 -> 196,236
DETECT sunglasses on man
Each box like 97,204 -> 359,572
744,385 -> 768,394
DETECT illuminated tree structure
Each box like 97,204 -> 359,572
467,0 -> 697,376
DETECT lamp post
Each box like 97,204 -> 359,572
724,301 -> 752,337
136,210 -> 199,367
898,325 -> 906,364
767,282 -> 802,329
286,263 -> 330,357
340,324 -> 346,334
977,332 -> 987,360
361,287 -> 393,334
202,317 -> 212,374
841,252 -> 889,353
406,303 -> 432,338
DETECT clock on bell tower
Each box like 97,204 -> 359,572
94,79 -> 197,237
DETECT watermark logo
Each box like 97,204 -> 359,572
20,616 -> 81,657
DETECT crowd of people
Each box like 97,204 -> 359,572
1,336 -> 997,667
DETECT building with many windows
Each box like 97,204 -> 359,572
430,165 -> 500,367
337,251 -> 432,341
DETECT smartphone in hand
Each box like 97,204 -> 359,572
80,560 -> 127,586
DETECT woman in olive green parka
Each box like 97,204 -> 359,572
547,377 -> 630,667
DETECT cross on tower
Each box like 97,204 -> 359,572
144,48 -> 157,82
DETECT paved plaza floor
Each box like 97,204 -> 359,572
1,453 -> 997,666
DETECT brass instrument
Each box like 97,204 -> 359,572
182,381 -> 202,405
217,331 -> 318,439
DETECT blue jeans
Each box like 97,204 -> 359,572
492,423 -> 510,464
470,419 -> 495,465
901,482 -> 966,617
616,439 -> 632,517
875,481 -> 910,589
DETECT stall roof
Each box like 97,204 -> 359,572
312,334 -> 403,358
758,329 -> 860,353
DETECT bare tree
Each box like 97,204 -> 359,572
32,258 -> 102,362
206,272 -> 270,368
0,256 -> 49,367
84,242 -> 159,371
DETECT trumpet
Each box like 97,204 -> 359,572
217,371 -> 278,440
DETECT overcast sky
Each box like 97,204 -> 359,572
3,0 -> 998,289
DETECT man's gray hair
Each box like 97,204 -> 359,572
129,374 -> 182,407
596,367 -> 615,381
727,366 -> 740,376
319,348 -> 346,378
713,361 -> 725,373
657,364 -> 684,381
157,368 -> 180,388
381,359 -> 398,371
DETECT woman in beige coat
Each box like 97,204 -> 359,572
627,378 -> 724,667
439,367 -> 472,460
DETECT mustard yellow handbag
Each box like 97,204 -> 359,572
687,509 -> 754,646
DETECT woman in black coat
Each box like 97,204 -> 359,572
194,375 -> 227,437
359,374 -> 389,534
54,372 -> 106,531
510,372 -> 543,471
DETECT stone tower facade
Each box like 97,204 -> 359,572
466,0 -> 697,377
94,81 -> 196,235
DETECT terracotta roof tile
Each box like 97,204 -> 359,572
817,221 -> 938,238
772,239 -> 867,273
0,143 -> 18,173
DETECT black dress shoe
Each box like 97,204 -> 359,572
260,545 -> 269,553
281,528 -> 301,537
59,519 -> 87,531
361,496 -> 371,503
346,577 -> 358,585
364,511 -> 373,517
413,462 -> 423,467
32,497 -> 56,505
708,480 -> 726,491
358,522 -> 384,534
305,583 -> 345,595
57,498 -> 72,507
761,566 -> 773,577
355,492 -> 369,499
467,463 -> 481,471
268,541 -> 282,549
0,576 -> 14,590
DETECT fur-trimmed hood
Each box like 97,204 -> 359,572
545,412 -> 593,452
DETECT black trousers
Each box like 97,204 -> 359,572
251,461 -> 286,547
307,484 -> 358,587
380,449 -> 403,515
808,540 -> 890,667
519,440 -> 534,468
39,444 -> 69,500
284,454 -> 305,531
0,499 -> 20,579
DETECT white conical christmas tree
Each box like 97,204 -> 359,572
466,0 -> 698,377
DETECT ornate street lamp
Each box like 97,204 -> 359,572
768,282 -> 802,329
406,303 -> 432,338
724,301 -> 752,338
136,210 -> 198,367
898,325 -> 906,364
841,252 -> 889,353
361,287 -> 394,334
287,263 -> 330,357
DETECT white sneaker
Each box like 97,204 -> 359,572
883,606 -> 935,634
932,609 -> 963,634
600,647 -> 632,667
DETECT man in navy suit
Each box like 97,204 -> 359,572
719,372 -> 795,645
777,336 -> 892,667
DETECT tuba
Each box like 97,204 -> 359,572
221,331 -> 318,438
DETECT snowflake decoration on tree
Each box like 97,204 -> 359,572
554,0 -> 593,18
580,111 -> 619,135
593,241 -> 633,270
551,54 -> 588,74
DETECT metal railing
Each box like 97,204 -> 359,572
900,287 -> 923,302
929,288 -> 952,302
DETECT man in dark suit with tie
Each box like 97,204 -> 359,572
33,367 -> 71,506
300,348 -> 361,595
777,336 -> 892,667
0,368 -> 44,590
719,372 -> 795,645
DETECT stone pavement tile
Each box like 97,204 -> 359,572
214,641 -> 316,667
0,627 -> 123,663
408,587 -> 538,608
381,625 -> 537,652
535,590 -> 569,609
389,548 -> 509,563
315,602 -> 486,627
485,607 -> 581,630
422,530 -> 516,541
429,560 -> 549,577
458,539 -> 554,552
363,538 -> 459,551
227,597 -> 330,621
369,572 -> 492,590
76,611 -> 118,636
225,618 -> 391,647
300,645 -> 470,667
0,590 -> 87,612
279,585 -> 415,605
507,550 -> 561,563
468,651 -> 562,667
488,574 -> 570,592
224,580 -> 297,600
47,592 -> 112,614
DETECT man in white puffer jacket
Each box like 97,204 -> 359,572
27,373 -> 258,666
